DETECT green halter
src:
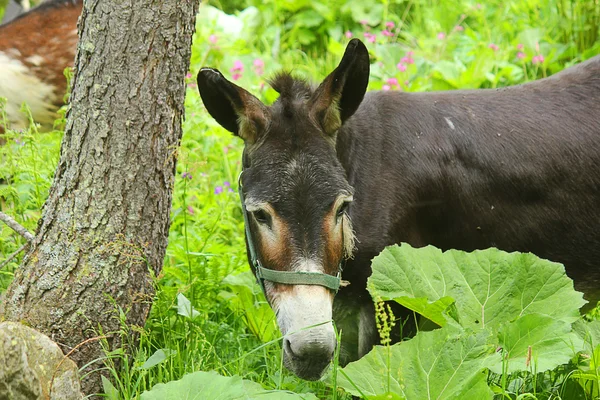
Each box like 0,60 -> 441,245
238,172 -> 343,295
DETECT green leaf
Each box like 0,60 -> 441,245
220,271 -> 279,342
518,28 -> 544,52
432,60 -> 465,88
393,296 -> 456,327
573,319 -> 600,353
489,313 -> 578,374
140,370 -> 318,400
102,376 -> 119,400
338,325 -> 498,399
176,293 -> 200,319
293,9 -> 324,28
368,244 -> 585,330
369,394 -> 406,400
141,348 -> 177,369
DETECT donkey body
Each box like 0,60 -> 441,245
335,54 -> 600,362
0,0 -> 81,130
198,40 -> 600,380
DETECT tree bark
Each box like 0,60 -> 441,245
0,0 -> 198,395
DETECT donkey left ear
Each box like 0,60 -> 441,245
197,68 -> 268,144
309,39 -> 370,136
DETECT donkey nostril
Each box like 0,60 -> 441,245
284,338 -> 300,359
284,338 -> 291,351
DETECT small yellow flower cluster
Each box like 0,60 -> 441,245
375,299 -> 396,346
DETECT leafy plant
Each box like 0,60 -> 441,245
140,370 -> 318,399
338,244 -> 588,398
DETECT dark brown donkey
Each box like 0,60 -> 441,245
197,39 -> 600,380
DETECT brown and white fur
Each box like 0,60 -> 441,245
0,0 -> 81,131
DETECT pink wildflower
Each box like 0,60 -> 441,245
381,30 -> 393,37
517,52 -> 525,59
437,32 -> 446,40
382,85 -> 391,91
253,58 -> 264,76
187,205 -> 194,215
231,60 -> 244,73
488,43 -> 499,51
401,53 -> 415,64
345,30 -> 352,39
360,19 -> 369,26
517,43 -> 524,50
209,34 -> 218,45
396,62 -> 407,72
454,25 -> 464,32
230,60 -> 244,80
386,77 -> 399,87
364,32 -> 376,43
185,72 -> 192,79
385,21 -> 395,29
532,55 -> 545,64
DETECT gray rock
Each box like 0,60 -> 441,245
0,322 -> 83,400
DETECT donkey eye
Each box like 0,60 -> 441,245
252,209 -> 271,226
336,201 -> 351,220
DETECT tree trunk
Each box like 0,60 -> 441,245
0,0 -> 198,395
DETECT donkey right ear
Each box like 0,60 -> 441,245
309,39 -> 370,136
197,68 -> 268,144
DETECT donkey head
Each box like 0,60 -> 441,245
197,39 -> 370,380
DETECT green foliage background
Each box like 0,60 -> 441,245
1,0 -> 600,398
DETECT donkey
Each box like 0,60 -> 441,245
197,39 -> 600,380
0,0 -> 81,131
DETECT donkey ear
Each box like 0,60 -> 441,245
309,39 -> 370,136
197,68 -> 268,144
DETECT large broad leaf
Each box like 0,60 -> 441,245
368,244 -> 585,330
490,313 -> 579,374
140,370 -> 318,400
338,326 -> 498,400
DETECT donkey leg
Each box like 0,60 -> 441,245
333,288 -> 378,366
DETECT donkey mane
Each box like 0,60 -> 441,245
268,72 -> 314,116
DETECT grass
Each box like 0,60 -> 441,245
1,0 -> 600,398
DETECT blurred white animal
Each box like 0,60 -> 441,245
0,0 -> 81,131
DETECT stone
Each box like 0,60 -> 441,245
0,321 -> 83,399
